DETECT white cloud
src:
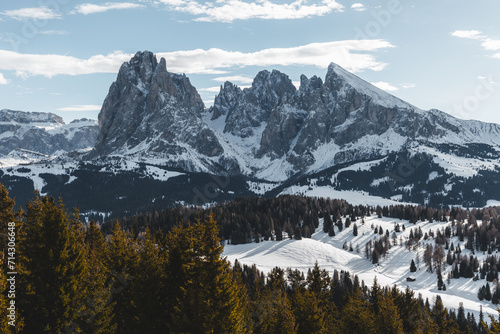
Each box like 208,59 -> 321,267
199,87 -> 223,93
211,75 -> 254,84
451,30 -> 484,40
158,0 -> 343,22
371,81 -> 398,92
351,3 -> 366,12
0,50 -> 131,78
74,2 -> 145,15
57,105 -> 101,112
1,7 -> 61,21
39,30 -> 69,35
0,73 -> 10,85
158,40 -> 395,74
0,40 -> 393,78
452,30 -> 500,53
401,83 -> 416,89
481,38 -> 500,51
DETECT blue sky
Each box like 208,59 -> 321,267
0,0 -> 499,124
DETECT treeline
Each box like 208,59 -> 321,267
109,196 -> 456,244
1,185 -> 499,333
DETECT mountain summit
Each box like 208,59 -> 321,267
3,51 -> 500,214
92,51 -> 500,183
91,51 -> 236,172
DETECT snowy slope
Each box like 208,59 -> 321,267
223,215 -> 499,321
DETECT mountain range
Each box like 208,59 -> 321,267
1,50 -> 500,218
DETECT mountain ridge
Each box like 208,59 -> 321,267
1,50 -> 500,216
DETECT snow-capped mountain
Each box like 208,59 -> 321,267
2,50 -> 500,216
0,109 -> 97,162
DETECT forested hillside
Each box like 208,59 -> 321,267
2,185 -> 500,332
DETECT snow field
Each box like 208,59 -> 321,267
223,214 -> 499,322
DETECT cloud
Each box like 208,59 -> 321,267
57,105 -> 102,112
401,83 -> 416,89
158,40 -> 395,74
451,30 -> 484,40
371,81 -> 398,92
481,38 -> 500,51
0,40 -> 393,78
200,87 -> 225,93
158,0 -> 343,22
0,50 -> 131,78
73,2 -> 145,15
452,30 -> 500,53
211,75 -> 254,84
1,7 -> 61,21
39,30 -> 69,35
0,73 -> 10,85
351,3 -> 366,12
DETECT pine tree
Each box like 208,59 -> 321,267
323,212 -> 333,233
432,296 -> 459,334
0,184 -> 20,331
78,221 -> 116,333
18,195 -> 86,333
340,291 -> 376,334
254,288 -> 297,334
375,294 -> 404,334
166,213 -> 248,333
290,288 -> 327,334
130,228 -> 167,332
306,262 -> 331,295
106,221 -> 139,333
410,259 -> 417,272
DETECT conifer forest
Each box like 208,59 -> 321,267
2,184 -> 500,333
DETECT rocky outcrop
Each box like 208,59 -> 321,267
92,51 -> 228,171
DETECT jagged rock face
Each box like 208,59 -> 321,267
85,51 -> 500,180
208,62 -> 500,178
211,70 -> 296,138
94,51 -> 224,162
0,109 -> 97,155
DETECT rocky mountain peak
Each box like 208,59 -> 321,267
91,51 -> 228,172
116,50 -> 157,86
250,69 -> 296,106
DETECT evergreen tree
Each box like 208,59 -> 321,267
106,221 -> 139,333
165,213 -> 248,333
254,288 -> 297,334
410,259 -> 417,272
323,212 -> 333,233
131,228 -> 167,332
0,184 -> 21,331
78,221 -> 116,333
376,294 -> 404,334
290,289 -> 327,334
432,296 -> 460,334
340,291 -> 376,334
18,195 -> 86,333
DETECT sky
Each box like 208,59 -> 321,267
0,0 -> 499,124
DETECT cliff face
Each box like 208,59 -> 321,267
89,50 -> 500,181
